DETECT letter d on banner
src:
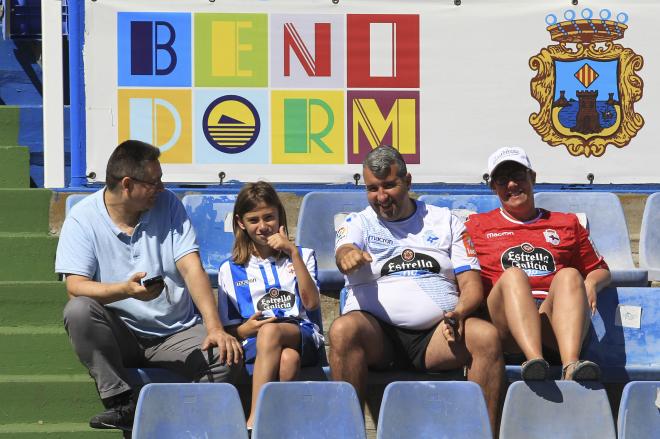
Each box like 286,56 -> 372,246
129,98 -> 181,152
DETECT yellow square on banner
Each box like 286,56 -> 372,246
271,90 -> 344,164
118,89 -> 192,163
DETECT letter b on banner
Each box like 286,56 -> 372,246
118,12 -> 191,86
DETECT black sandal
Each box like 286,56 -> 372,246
562,360 -> 601,381
521,358 -> 549,381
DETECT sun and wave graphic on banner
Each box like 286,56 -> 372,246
529,8 -> 644,157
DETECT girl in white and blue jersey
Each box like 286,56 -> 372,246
217,181 -> 323,431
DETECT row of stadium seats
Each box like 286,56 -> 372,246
297,191 -> 660,290
65,191 -> 660,289
120,285 -> 659,389
63,194 -> 660,382
130,380 -> 659,439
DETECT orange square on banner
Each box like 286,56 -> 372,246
118,89 -> 192,163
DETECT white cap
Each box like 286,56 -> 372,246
487,147 -> 533,176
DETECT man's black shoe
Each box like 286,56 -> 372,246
89,401 -> 135,431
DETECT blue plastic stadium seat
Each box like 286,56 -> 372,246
500,381 -> 616,439
534,192 -> 648,287
581,287 -> 660,382
417,194 -> 500,214
506,287 -> 660,382
132,383 -> 248,439
181,194 -> 236,287
617,381 -> 660,439
64,193 -> 88,216
252,381 -> 366,439
377,381 -> 491,439
125,367 -> 188,386
295,192 -> 369,291
640,192 -> 660,281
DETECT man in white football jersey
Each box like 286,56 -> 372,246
330,145 -> 504,432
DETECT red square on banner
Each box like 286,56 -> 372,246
347,14 -> 419,88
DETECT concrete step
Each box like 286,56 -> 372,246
0,108 -> 20,146
0,426 -> 119,438
0,189 -> 52,233
0,146 -> 29,188
0,282 -> 67,327
0,233 -> 58,281
0,329 -> 85,375
0,432 -> 118,439
0,377 -> 102,425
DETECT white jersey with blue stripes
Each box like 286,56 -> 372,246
335,200 -> 480,330
217,247 -> 319,327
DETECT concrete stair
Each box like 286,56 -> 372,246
0,146 -> 119,437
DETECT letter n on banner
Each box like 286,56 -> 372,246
270,14 -> 345,88
347,91 -> 419,164
347,14 -> 419,88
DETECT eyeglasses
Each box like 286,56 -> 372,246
492,169 -> 529,186
129,176 -> 164,189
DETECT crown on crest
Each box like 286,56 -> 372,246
546,8 -> 628,44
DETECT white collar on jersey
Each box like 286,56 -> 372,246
498,207 -> 543,225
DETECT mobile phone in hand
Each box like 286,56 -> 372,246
142,275 -> 164,287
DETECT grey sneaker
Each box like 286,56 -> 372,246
89,401 -> 135,431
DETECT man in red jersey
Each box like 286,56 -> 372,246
465,147 -> 610,381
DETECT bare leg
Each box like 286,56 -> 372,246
246,323 -> 300,428
424,317 -> 504,436
278,348 -> 301,381
539,268 -> 591,370
486,268 -> 543,360
328,311 -> 392,404
464,318 -> 505,437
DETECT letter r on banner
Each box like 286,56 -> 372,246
271,90 -> 344,164
284,98 -> 333,153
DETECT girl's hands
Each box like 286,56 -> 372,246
237,311 -> 277,339
266,226 -> 297,256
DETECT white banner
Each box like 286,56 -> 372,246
82,0 -> 660,184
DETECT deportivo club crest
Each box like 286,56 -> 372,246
530,8 -> 644,157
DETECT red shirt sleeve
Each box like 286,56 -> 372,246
571,215 -> 609,276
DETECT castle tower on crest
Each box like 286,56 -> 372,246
572,90 -> 602,134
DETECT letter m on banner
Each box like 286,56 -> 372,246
347,91 -> 420,164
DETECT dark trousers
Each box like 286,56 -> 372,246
63,296 -> 241,401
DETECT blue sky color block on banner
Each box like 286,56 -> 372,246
117,12 -> 191,87
194,89 -> 269,164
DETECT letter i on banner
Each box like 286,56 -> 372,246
370,23 -> 395,78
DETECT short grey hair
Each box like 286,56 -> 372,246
363,145 -> 407,179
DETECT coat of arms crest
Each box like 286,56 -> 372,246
530,8 -> 643,157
